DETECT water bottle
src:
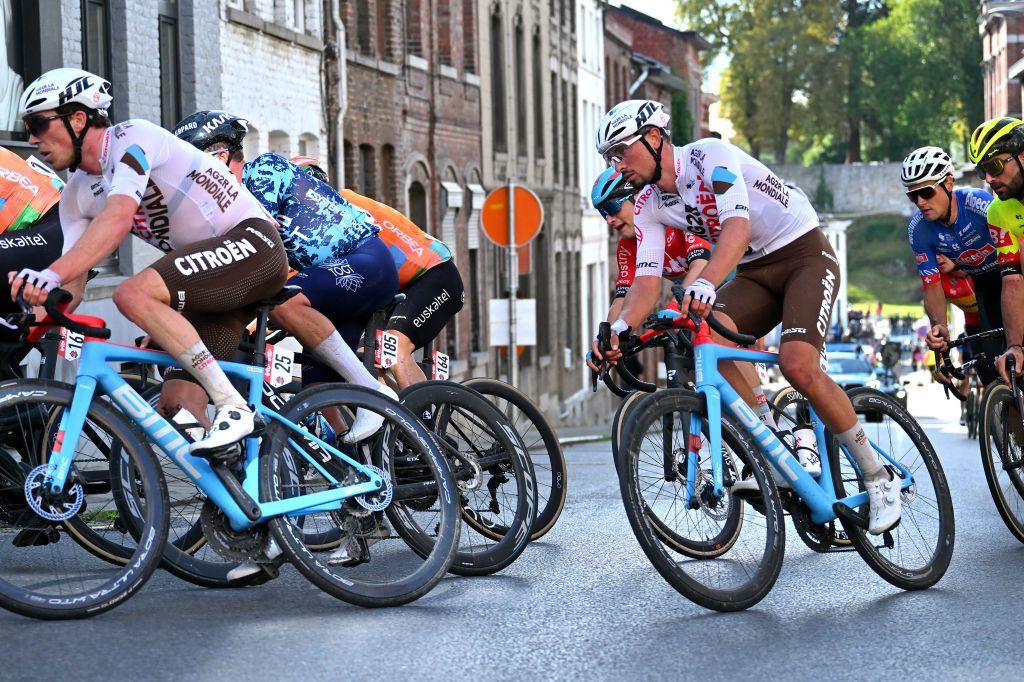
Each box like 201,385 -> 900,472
302,412 -> 336,444
792,424 -> 821,477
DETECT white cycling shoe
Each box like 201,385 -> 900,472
343,384 -> 399,443
866,468 -> 902,535
226,537 -> 283,581
190,404 -> 255,456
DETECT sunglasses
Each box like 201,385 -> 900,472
22,113 -> 71,137
603,132 -> 643,165
598,195 -> 631,219
906,181 -> 942,203
976,155 -> 1013,180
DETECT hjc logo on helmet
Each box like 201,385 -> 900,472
634,102 -> 656,128
58,77 -> 93,106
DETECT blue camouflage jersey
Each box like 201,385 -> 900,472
907,187 -> 997,285
242,153 -> 379,271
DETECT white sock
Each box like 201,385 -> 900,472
752,386 -> 778,429
175,342 -> 245,407
837,425 -> 884,480
309,331 -> 379,389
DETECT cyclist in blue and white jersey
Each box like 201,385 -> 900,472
902,146 -> 1002,384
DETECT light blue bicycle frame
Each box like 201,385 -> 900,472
41,339 -> 383,531
687,336 -> 913,525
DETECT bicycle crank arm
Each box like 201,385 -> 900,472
832,501 -> 868,530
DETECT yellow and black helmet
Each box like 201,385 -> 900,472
969,117 -> 1024,164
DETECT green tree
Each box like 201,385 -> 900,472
671,91 -> 695,144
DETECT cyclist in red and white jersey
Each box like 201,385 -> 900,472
588,168 -> 709,328
591,99 -> 901,535
13,68 -> 289,456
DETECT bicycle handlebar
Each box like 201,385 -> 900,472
39,289 -> 111,339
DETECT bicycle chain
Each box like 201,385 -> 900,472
200,499 -> 269,562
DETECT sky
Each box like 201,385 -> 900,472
609,0 -> 733,139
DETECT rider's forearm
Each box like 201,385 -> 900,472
681,259 -> 708,287
922,283 -> 948,328
1002,275 -> 1024,347
693,218 -> 749,287
49,208 -> 133,284
607,296 -> 626,324
618,276 -> 661,330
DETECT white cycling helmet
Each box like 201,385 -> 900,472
900,146 -> 954,187
595,100 -> 671,154
19,68 -> 111,118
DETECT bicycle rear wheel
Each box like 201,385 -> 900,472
0,379 -> 168,619
261,383 -> 459,607
828,388 -> 954,590
463,378 -> 564,541
618,389 -> 785,612
400,381 -> 536,575
979,383 -> 1024,543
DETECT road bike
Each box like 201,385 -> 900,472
0,289 -> 459,619
611,303 -> 954,611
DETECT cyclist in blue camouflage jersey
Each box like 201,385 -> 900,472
173,111 -> 399,437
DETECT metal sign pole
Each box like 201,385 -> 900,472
508,178 -> 518,387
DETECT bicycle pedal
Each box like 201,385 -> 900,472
12,526 -> 59,547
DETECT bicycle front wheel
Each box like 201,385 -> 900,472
260,383 -> 459,607
829,388 -> 954,590
618,389 -> 785,612
979,383 -> 1024,543
463,378 -> 565,541
0,379 -> 168,619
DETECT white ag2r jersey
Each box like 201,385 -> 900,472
632,139 -> 819,277
59,119 -> 270,254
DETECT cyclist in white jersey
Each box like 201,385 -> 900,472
11,68 -> 289,456
591,100 -> 900,535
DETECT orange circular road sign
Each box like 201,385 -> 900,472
481,185 -> 544,247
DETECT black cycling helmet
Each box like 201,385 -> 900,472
172,110 -> 249,152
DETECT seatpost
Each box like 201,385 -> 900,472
252,306 -> 271,369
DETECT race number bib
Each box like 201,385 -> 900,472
59,327 -> 84,362
432,350 -> 450,381
263,343 -> 295,387
376,330 -> 400,369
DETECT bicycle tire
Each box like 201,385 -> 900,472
0,379 -> 168,619
828,388 -> 954,590
978,383 -> 1024,543
261,383 -> 460,607
966,388 -> 978,440
463,378 -> 565,541
400,381 -> 536,576
611,389 -> 648,471
65,376 -> 273,588
618,388 -> 785,612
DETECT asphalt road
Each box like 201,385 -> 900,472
2,377 -> 1021,681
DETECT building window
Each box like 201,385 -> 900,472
358,144 -> 375,198
514,22 -> 526,156
380,144 -> 394,204
356,0 -> 372,55
438,0 -> 452,67
533,33 -> 544,158
375,0 -> 390,61
344,139 -> 356,188
406,0 -> 423,57
463,0 -> 475,73
269,130 -> 290,156
82,0 -> 112,116
536,230 -> 550,357
490,8 -> 506,153
408,181 -> 428,232
550,73 -> 559,180
469,249 -> 482,352
2,1 -> 27,135
158,2 -> 181,130
292,0 -> 306,33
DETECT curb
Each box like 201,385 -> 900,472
558,434 -> 609,445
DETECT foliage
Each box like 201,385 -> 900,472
678,0 -> 984,163
671,91 -> 695,144
846,213 -> 923,305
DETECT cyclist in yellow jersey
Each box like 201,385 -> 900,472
968,117 -> 1024,383
292,157 -> 465,388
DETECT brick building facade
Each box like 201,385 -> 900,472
341,0 -> 484,374
981,1 -> 1024,119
